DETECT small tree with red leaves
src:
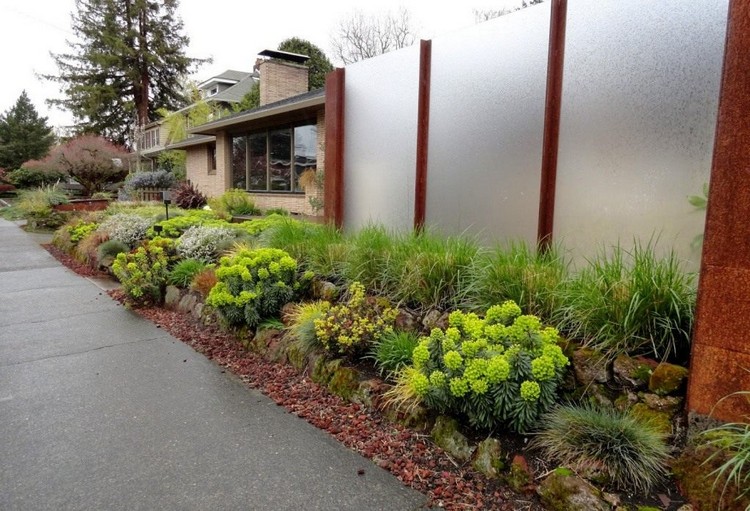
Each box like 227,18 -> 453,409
49,135 -> 130,196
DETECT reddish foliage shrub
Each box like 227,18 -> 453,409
191,267 -> 217,298
173,180 -> 207,209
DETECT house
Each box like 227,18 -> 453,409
169,49 -> 325,216
137,68 -> 259,169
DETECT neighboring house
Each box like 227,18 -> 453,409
171,49 -> 325,216
137,68 -> 259,169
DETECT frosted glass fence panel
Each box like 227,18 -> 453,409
554,0 -> 728,265
426,3 -> 550,244
343,45 -> 420,231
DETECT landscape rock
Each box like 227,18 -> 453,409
612,354 -> 651,389
504,455 -> 533,493
394,309 -> 419,332
312,279 -> 338,302
177,291 -> 199,314
431,416 -> 475,462
649,362 -> 689,396
537,468 -> 610,511
422,309 -> 443,331
471,438 -> 504,479
164,285 -> 181,309
630,403 -> 673,436
586,383 -> 615,408
572,348 -> 609,386
328,366 -> 360,400
613,390 -> 639,412
641,393 -> 683,415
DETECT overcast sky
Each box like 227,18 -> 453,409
0,0 -> 523,130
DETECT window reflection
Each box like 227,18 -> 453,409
270,129 -> 292,191
231,137 -> 246,188
294,125 -> 317,192
249,133 -> 267,191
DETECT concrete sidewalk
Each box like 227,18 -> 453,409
0,219 -> 426,511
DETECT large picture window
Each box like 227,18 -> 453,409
232,123 -> 317,193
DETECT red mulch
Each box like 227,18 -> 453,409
107,289 -> 543,511
42,244 -> 109,278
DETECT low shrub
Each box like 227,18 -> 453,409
370,330 -> 420,376
404,302 -> 569,433
555,242 -> 696,362
465,241 -> 569,321
8,167 -> 65,189
176,225 -> 236,263
146,210 -> 221,238
287,301 -> 331,357
206,247 -> 310,328
125,170 -> 176,190
98,213 -> 152,248
264,207 -> 289,216
16,185 -> 69,229
75,230 -> 109,268
532,403 -> 670,492
172,180 -> 207,209
208,189 -> 260,218
314,281 -> 398,359
168,259 -> 209,288
52,218 -> 99,253
112,237 -> 176,304
96,239 -> 129,270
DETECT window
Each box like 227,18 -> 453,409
232,123 -> 317,193
208,142 -> 217,173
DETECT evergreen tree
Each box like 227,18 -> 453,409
0,91 -> 56,170
277,38 -> 334,90
44,0 -> 204,146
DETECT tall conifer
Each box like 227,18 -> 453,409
0,91 -> 56,170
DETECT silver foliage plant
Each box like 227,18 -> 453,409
98,213 -> 152,248
176,225 -> 236,263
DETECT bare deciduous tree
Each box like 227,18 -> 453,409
331,8 -> 418,65
473,0 -> 544,23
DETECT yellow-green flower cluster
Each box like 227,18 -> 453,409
409,371 -> 430,396
112,237 -> 174,304
412,342 -> 430,369
520,380 -> 541,402
443,350 -> 463,371
313,281 -> 397,356
486,356 -> 511,383
449,377 -> 470,397
68,221 -> 98,244
485,300 -> 522,325
531,355 -> 557,381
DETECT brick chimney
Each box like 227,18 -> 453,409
257,49 -> 310,106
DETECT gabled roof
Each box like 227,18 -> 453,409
188,88 -> 325,136
209,75 -> 259,104
198,69 -> 253,89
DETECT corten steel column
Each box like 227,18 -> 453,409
537,0 -> 568,251
324,68 -> 345,228
414,39 -> 432,231
688,0 -> 750,422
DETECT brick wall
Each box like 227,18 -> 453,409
259,60 -> 308,106
186,145 -> 224,198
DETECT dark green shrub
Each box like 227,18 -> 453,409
555,242 -> 696,362
370,330 -> 420,376
404,302 -> 569,433
206,247 -> 311,328
168,259 -> 209,288
8,167 -> 65,188
532,403 -> 670,492
112,238 -> 176,304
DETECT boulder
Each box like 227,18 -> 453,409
630,403 -> 673,436
612,354 -> 651,389
537,468 -> 610,511
504,455 -> 534,493
471,438 -> 504,479
431,416 -> 475,462
422,309 -> 443,331
312,279 -> 339,302
164,285 -> 181,309
328,366 -> 360,401
640,393 -> 683,415
613,390 -> 639,412
395,308 -> 420,332
649,362 -> 688,396
571,348 -> 609,386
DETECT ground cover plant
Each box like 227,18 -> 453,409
176,225 -> 236,263
98,213 -> 152,248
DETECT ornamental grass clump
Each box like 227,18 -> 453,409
176,225 -> 236,263
287,301 -> 331,357
112,237 -> 176,305
404,301 -> 569,433
533,403 -> 670,492
208,188 -> 260,218
555,242 -> 696,362
168,259 -> 209,288
314,281 -> 398,359
370,330 -> 420,377
206,247 -> 311,328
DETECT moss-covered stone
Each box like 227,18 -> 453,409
648,362 -> 688,396
328,366 -> 360,401
312,279 -> 339,302
311,356 -> 339,386
431,415 -> 475,462
537,470 -> 609,511
504,455 -> 533,493
630,403 -> 672,436
613,354 -> 651,389
471,438 -> 504,479
571,348 -> 610,386
286,343 -> 307,371
672,445 -> 750,511
640,392 -> 683,415
614,391 -> 639,412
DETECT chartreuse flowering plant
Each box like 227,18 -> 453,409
314,281 -> 398,358
206,247 -> 312,328
406,300 -> 569,433
112,237 -> 176,305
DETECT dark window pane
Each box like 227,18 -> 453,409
248,133 -> 267,191
269,129 -> 292,191
231,137 -> 246,188
294,125 -> 317,192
